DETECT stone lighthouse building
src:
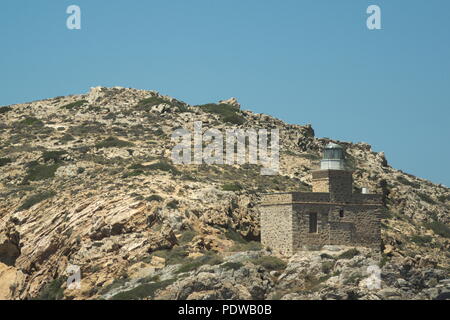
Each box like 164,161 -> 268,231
260,143 -> 382,255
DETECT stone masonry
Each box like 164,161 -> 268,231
260,144 -> 383,255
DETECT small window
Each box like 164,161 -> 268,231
309,213 -> 318,233
339,209 -> 344,218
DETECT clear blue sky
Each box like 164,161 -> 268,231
1,1 -> 449,186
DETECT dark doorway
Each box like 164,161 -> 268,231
309,213 -> 318,233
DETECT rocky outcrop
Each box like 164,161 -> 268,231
0,223 -> 21,266
0,87 -> 448,300
0,263 -> 26,300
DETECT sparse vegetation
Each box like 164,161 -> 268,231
68,123 -> 105,136
225,228 -> 247,244
166,200 -> 179,209
425,221 -> 450,238
222,183 -> 243,192
321,261 -> 335,274
343,272 -> 363,285
0,157 -> 12,167
397,175 -> 421,188
135,96 -> 170,111
379,254 -> 390,268
380,208 -> 394,219
35,278 -> 65,300
0,106 -> 12,114
151,246 -> 189,265
197,103 -> 245,125
222,261 -> 244,271
146,161 -> 180,175
320,253 -> 335,260
135,96 -> 189,112
410,235 -> 433,245
251,256 -> 286,271
17,117 -> 44,127
417,192 -> 435,204
60,134 -> 75,143
24,162 -> 60,182
178,230 -> 197,244
231,241 -> 262,252
18,191 -> 56,211
337,248 -> 360,260
42,150 -> 66,163
437,194 -> 450,203
95,136 -> 134,148
146,194 -> 163,202
177,252 -> 223,273
61,100 -> 88,110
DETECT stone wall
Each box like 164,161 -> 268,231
312,170 -> 353,202
260,169 -> 382,255
260,193 -> 294,255
292,203 -> 381,250
260,192 -> 382,254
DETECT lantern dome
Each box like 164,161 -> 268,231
320,143 -> 345,170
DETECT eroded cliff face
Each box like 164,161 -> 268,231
0,87 -> 448,300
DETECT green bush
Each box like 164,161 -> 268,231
379,209 -> 394,219
166,200 -> 179,209
231,241 -> 262,252
178,230 -> 197,244
146,195 -> 164,202
222,261 -> 244,271
379,254 -> 390,268
417,192 -> 435,204
197,103 -> 245,125
0,157 -> 12,167
251,256 -> 286,271
135,96 -> 170,111
146,161 -> 180,175
68,123 -> 105,136
397,176 -> 421,188
18,117 -> 44,127
343,272 -> 363,285
111,279 -> 175,300
152,246 -> 188,265
35,278 -> 65,300
177,252 -> 223,274
60,134 -> 75,143
321,261 -> 335,274
410,235 -> 433,245
320,253 -> 335,260
42,150 -> 66,162
24,163 -> 59,181
437,194 -> 450,203
95,136 -> 134,148
18,191 -> 56,211
225,228 -> 247,244
337,248 -> 360,260
222,183 -> 243,192
135,96 -> 189,113
0,106 -> 12,114
122,170 -> 145,178
61,100 -> 88,110
426,221 -> 450,238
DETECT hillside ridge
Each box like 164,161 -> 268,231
0,86 -> 448,300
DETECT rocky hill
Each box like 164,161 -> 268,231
0,87 -> 449,300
